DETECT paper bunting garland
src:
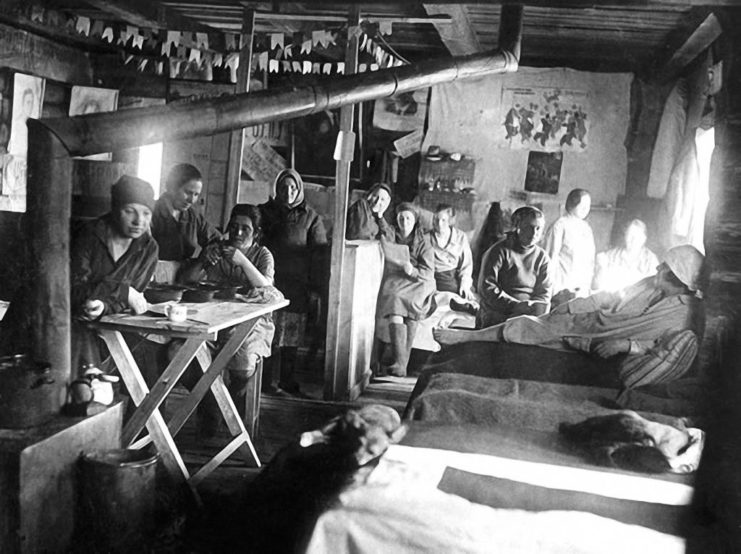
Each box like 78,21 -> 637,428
20,2 -> 407,81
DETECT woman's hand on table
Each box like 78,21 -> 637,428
82,299 -> 104,320
127,287 -> 148,315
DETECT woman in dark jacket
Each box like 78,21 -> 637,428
376,202 -> 436,377
151,163 -> 221,262
261,168 -> 328,394
346,182 -> 393,241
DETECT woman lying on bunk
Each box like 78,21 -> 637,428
435,244 -> 705,388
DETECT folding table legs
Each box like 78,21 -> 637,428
99,330 -> 192,486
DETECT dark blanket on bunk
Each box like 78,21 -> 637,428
401,423 -> 695,537
405,341 -> 622,417
405,373 -> 687,431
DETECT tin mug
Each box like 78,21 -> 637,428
164,303 -> 187,323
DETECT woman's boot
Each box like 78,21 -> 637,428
404,320 -> 419,374
385,322 -> 408,377
278,347 -> 300,394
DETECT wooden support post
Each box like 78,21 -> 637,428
324,6 -> 361,401
222,8 -> 255,227
498,4 -> 524,62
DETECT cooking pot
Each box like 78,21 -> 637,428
0,354 -> 62,428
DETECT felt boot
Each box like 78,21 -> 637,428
404,320 -> 419,373
278,347 -> 301,394
228,370 -> 250,418
385,322 -> 408,377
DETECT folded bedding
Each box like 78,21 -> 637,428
305,429 -> 690,553
406,374 -> 688,431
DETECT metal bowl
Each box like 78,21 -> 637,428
143,285 -> 185,304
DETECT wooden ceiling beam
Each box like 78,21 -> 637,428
330,0 -> 738,6
423,4 -> 481,55
654,12 -> 722,82
82,0 -> 217,32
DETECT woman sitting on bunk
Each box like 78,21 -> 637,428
376,203 -> 436,377
428,204 -> 474,299
346,182 -> 393,241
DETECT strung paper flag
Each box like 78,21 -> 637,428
281,61 -> 291,72
156,61 -> 164,75
258,51 -> 269,71
312,63 -> 321,74
366,39 -> 374,54
90,20 -> 104,38
274,47 -> 283,61
195,32 -> 209,49
132,34 -> 144,49
137,58 -> 148,72
271,33 -> 284,50
169,59 -> 183,76
225,33 -> 236,51
327,31 -> 337,45
166,31 -> 180,50
161,41 -> 171,56
301,40 -> 312,54
387,56 -> 396,68
102,27 -> 114,43
180,32 -> 194,48
30,5 -> 44,23
46,10 -> 61,27
177,45 -> 187,58
395,58 -> 404,67
269,59 -> 280,73
370,63 -> 379,71
126,26 -> 137,43
124,54 -> 135,65
337,62 -> 345,74
213,53 -> 223,67
358,63 -> 367,73
75,16 -> 90,36
312,30 -> 328,47
359,34 -> 368,51
202,52 -> 213,67
379,21 -> 393,36
292,61 -> 301,72
284,45 -> 293,58
323,63 -> 332,75
303,61 -> 312,74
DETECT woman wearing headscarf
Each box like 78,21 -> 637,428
261,168 -> 328,395
151,163 -> 221,262
376,203 -> 436,377
346,182 -> 393,241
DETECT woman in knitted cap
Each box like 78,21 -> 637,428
260,168 -> 328,395
69,175 -> 159,372
151,163 -> 221,262
376,203 -> 436,377
346,182 -> 393,241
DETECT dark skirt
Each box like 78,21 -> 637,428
434,270 -> 459,294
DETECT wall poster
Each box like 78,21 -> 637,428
524,151 -> 563,195
0,72 -> 45,212
501,86 -> 588,152
70,86 -> 119,161
373,89 -> 428,132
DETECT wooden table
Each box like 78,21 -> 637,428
92,298 -> 288,493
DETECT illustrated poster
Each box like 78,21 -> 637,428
500,87 -> 588,152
